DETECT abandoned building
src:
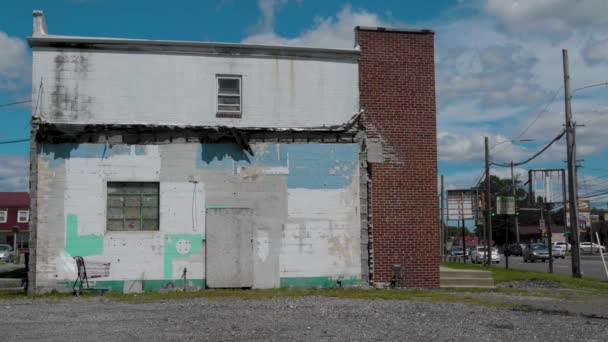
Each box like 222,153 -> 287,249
27,10 -> 438,293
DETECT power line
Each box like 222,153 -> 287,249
573,81 -> 608,94
0,100 -> 32,109
514,86 -> 563,141
492,129 -> 567,168
0,138 -> 29,144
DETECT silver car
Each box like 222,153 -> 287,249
0,244 -> 15,262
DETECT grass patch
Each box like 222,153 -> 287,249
103,287 -> 512,309
442,262 -> 608,292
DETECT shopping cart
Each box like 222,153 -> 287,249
72,256 -> 111,296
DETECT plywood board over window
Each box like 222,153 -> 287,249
107,182 -> 159,231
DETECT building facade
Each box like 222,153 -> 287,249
28,11 -> 438,293
0,192 -> 30,253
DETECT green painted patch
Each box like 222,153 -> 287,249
58,279 -> 205,292
64,214 -> 104,257
280,276 -> 361,288
163,234 -> 204,279
207,205 -> 227,209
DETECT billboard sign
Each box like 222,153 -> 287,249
447,189 -> 477,221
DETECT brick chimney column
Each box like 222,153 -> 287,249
356,26 -> 439,288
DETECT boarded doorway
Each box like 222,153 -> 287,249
206,208 -> 253,288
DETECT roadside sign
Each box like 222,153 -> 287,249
496,196 -> 515,215
447,189 -> 477,220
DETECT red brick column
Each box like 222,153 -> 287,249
356,27 -> 439,288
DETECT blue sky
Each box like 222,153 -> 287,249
1,0 -> 607,207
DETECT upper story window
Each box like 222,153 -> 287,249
216,75 -> 242,118
0,210 -> 6,223
17,210 -> 29,223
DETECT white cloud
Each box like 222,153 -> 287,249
0,32 -> 30,91
0,155 -> 28,191
243,5 -> 392,48
582,36 -> 608,66
484,0 -> 608,34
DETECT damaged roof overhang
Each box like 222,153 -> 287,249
34,110 -> 364,150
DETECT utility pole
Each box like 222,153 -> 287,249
485,137 -> 492,266
563,49 -> 582,278
511,161 -> 520,244
440,175 -> 445,256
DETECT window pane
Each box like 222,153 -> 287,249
124,196 -> 141,207
142,207 -> 158,219
218,105 -> 241,112
107,195 -> 124,207
142,195 -> 158,207
218,96 -> 240,105
143,219 -> 158,230
125,220 -> 141,231
107,219 -> 125,231
218,78 -> 240,95
107,207 -> 124,219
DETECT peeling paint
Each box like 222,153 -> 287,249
40,143 -> 146,168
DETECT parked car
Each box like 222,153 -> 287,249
505,244 -> 523,256
552,241 -> 570,251
552,245 -> 566,259
523,243 -> 549,262
0,244 -> 15,262
579,242 -> 606,254
470,246 -> 500,264
448,246 -> 465,257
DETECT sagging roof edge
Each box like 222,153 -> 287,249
28,35 -> 361,60
33,109 -> 365,135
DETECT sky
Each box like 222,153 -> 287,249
0,0 -> 607,207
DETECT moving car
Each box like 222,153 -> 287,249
579,242 -> 606,254
523,243 -> 549,262
470,246 -> 500,264
552,245 -> 566,259
448,246 -> 465,257
0,244 -> 15,262
552,241 -> 570,251
505,244 -> 523,256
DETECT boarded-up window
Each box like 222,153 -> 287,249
107,182 -> 159,231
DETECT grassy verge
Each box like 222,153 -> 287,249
0,287 -> 513,309
441,262 -> 608,292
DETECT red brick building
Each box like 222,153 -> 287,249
0,192 -> 30,253
357,27 -> 438,288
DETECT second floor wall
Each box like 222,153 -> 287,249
31,44 -> 360,128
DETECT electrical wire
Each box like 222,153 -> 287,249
573,81 -> 608,94
0,100 -> 32,109
513,86 -> 563,141
491,129 -> 566,168
0,138 -> 29,144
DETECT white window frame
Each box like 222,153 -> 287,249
17,210 -> 29,223
216,75 -> 242,114
0,210 -> 6,223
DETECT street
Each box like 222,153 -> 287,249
494,255 -> 608,281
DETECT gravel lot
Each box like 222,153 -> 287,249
1,296 -> 607,341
